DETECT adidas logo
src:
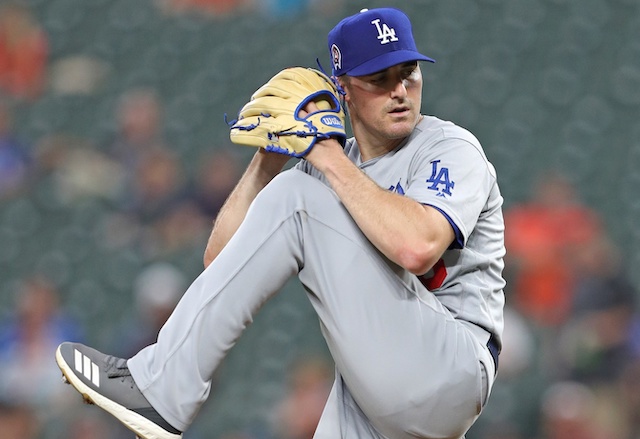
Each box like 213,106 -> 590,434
74,349 -> 100,387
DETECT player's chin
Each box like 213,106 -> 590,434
386,110 -> 418,129
384,119 -> 417,139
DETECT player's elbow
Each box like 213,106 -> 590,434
396,241 -> 442,275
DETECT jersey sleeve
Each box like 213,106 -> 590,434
404,136 -> 495,246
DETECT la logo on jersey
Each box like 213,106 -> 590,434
371,18 -> 398,44
426,160 -> 455,197
389,179 -> 405,195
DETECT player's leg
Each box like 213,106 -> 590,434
54,165 -> 309,439
57,169 -> 492,438
130,168 -> 492,438
313,372 -> 388,439
125,172 -> 308,431
56,168 -> 315,438
282,173 -> 494,439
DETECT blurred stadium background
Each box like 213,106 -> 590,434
0,0 -> 639,438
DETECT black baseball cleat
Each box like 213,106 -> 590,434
55,342 -> 182,439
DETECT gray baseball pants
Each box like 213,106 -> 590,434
128,168 -> 495,439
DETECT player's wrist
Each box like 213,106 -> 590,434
305,138 -> 348,172
316,137 -> 344,149
252,149 -> 290,175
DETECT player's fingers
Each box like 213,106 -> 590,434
298,100 -> 320,118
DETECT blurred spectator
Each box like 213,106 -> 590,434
254,0 -> 347,19
536,381 -> 622,439
150,198 -> 210,257
474,421 -> 524,439
125,146 -> 212,257
618,359 -> 640,439
257,0 -> 309,19
271,356 -> 332,439
125,146 -> 186,222
101,87 -> 212,256
473,305 -> 543,439
155,0 -> 253,18
499,305 -> 537,380
219,433 -> 257,439
557,234 -> 640,385
0,275 -> 84,434
106,88 -> 168,181
0,2 -> 48,101
308,0 -> 345,17
153,0 -> 344,21
111,262 -> 186,358
49,55 -> 110,96
33,132 -> 124,204
65,409 -> 113,439
0,403 -> 38,439
504,172 -> 603,328
191,149 -> 242,220
0,99 -> 31,200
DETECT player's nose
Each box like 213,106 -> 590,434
390,77 -> 409,99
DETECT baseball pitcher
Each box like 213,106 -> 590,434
55,7 -> 505,439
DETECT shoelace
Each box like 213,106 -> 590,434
105,356 -> 136,388
102,354 -> 182,434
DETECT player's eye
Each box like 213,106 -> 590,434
367,74 -> 387,85
401,64 -> 419,79
402,68 -> 415,78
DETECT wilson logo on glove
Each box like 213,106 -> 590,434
229,67 -> 346,158
320,115 -> 343,128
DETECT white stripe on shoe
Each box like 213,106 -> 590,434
76,349 -> 101,387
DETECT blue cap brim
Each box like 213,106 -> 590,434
346,50 -> 435,77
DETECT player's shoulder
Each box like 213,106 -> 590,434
413,116 -> 497,178
415,115 -> 481,147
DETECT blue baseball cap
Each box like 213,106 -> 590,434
328,8 -> 435,77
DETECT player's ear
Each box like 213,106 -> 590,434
338,76 -> 350,101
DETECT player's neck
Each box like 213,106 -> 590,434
358,139 -> 403,162
353,125 -> 409,161
352,117 -> 421,162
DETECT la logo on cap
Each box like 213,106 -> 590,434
371,18 -> 398,44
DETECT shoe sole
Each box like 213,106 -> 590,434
55,345 -> 181,439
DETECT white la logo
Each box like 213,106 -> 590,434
371,18 -> 398,44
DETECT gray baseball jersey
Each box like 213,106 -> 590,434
297,115 -> 506,347
128,114 -> 505,439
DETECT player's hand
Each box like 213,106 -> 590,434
229,67 -> 346,157
301,100 -> 347,171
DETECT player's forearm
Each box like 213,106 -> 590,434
308,142 -> 450,274
204,150 -> 289,267
331,163 -> 440,273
